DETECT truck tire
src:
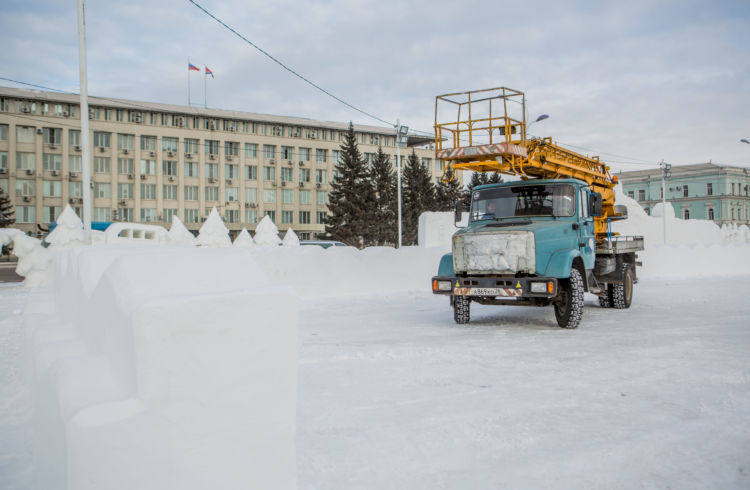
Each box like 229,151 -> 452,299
598,284 -> 613,308
612,264 -> 634,309
453,295 -> 470,324
554,268 -> 584,329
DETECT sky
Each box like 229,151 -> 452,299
1,0 -> 749,172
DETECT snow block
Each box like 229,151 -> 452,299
29,247 -> 298,490
418,211 -> 467,250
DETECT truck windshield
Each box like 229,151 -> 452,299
470,184 -> 576,221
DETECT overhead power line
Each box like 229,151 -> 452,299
186,0 -> 394,128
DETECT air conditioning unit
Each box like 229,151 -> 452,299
227,197 -> 235,202
140,174 -> 147,180
99,147 -> 106,153
281,181 -> 287,187
226,156 -> 233,161
22,107 -> 31,113
127,173 -> 134,180
167,151 -> 174,157
209,154 -> 216,160
299,182 -> 304,187
150,151 -> 155,157
287,161 -> 293,166
51,170 -> 60,176
177,119 -> 185,127
270,159 -> 275,164
208,178 -> 217,183
133,114 -> 142,123
299,161 -> 304,166
74,145 -> 81,151
68,198 -> 76,204
26,169 -> 34,176
70,172 -> 79,178
316,183 -> 321,188
185,153 -> 192,159
36,128 -> 43,135
0,168 -> 7,174
168,176 -> 175,182
226,179 -> 233,185
63,111 -> 70,117
248,203 -> 257,208
88,110 -> 94,119
201,216 -> 207,222
119,200 -> 127,206
49,143 -> 57,149
209,123 -> 216,130
23,196 -> 31,202
123,148 -> 129,154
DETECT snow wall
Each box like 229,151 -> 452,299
25,246 -> 298,490
417,186 -> 750,279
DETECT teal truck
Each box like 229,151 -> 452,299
431,178 -> 644,329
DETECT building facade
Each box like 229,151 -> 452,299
0,86 -> 448,238
618,163 -> 750,226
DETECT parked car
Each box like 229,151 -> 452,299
299,240 -> 347,249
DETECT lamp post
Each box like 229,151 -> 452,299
659,160 -> 672,245
741,139 -> 750,144
395,120 -> 408,248
526,114 -> 550,137
77,0 -> 92,242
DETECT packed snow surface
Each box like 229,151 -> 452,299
232,227 -> 254,248
167,215 -> 198,246
196,207 -> 231,247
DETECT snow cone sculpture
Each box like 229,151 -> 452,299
12,234 -> 52,287
282,228 -> 300,247
196,207 -> 231,247
168,215 -> 198,246
44,204 -> 87,248
233,227 -> 255,248
253,215 -> 281,246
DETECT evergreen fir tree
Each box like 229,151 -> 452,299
434,166 -> 463,211
462,172 -> 503,207
324,122 -> 375,247
0,187 -> 14,228
402,149 -> 436,246
368,146 -> 397,246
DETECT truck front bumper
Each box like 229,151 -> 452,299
431,275 -> 558,298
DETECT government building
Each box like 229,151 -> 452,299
618,163 -> 750,226
0,86 -> 448,238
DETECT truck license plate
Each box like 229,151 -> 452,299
454,287 -> 521,297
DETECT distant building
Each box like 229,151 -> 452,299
618,163 -> 750,226
0,86 -> 448,238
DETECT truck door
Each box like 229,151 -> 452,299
578,187 -> 596,269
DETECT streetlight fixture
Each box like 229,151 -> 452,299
395,120 -> 408,248
741,139 -> 750,144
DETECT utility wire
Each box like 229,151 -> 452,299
186,0 -> 394,128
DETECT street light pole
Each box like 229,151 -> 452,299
395,120 -> 408,248
77,0 -> 92,242
659,160 -> 671,245
741,139 -> 750,144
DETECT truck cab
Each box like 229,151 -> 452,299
431,178 -> 639,329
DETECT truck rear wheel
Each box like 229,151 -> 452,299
554,268 -> 584,329
453,296 -> 470,324
612,264 -> 634,309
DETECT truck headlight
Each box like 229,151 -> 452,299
530,282 -> 547,293
437,280 -> 452,291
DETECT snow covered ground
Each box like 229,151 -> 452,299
3,275 -> 750,489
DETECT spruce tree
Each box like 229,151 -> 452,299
402,149 -> 436,246
368,146 -> 397,246
324,122 -> 375,247
0,187 -> 14,228
462,172 -> 503,207
435,166 -> 463,211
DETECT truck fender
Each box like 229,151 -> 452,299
542,249 -> 584,281
437,253 -> 454,276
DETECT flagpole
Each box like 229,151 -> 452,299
187,60 -> 191,106
204,71 -> 207,109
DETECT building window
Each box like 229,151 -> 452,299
69,155 -> 82,172
244,209 -> 258,224
162,137 -> 178,152
706,183 -> 713,196
225,141 -> 239,156
316,211 -> 327,224
184,209 -> 199,223
637,189 -> 645,201
281,146 -> 294,160
708,208 -> 714,220
118,158 -> 134,174
225,164 -> 238,179
184,138 -> 199,154
118,183 -> 134,199
69,130 -> 81,147
163,208 -> 178,223
118,134 -> 134,150
281,167 -> 293,183
263,166 -> 276,181
140,135 -> 156,151
244,143 -> 258,158
94,207 -> 111,222
141,183 -> 156,200
184,186 -> 199,201
332,150 -> 341,163
263,145 -> 276,159
281,189 -> 294,203
299,147 -> 311,161
163,160 -> 178,176
140,208 -> 157,222
184,162 -> 199,177
245,165 -> 257,180
140,159 -> 156,175
43,127 -> 62,145
0,151 -> 6,170
43,154 -> 62,171
282,210 -> 294,224
683,209 -> 690,220
93,131 -> 111,148
264,210 -> 275,222
316,190 -> 327,205
225,210 -> 239,223
683,185 -> 688,197
263,189 -> 276,203
94,157 -> 111,173
205,163 -> 219,179
16,153 -> 35,170
93,182 -> 111,198
731,183 -> 735,195
42,206 -> 61,224
205,186 -> 219,201
163,184 -> 177,200
244,188 -> 257,203
16,126 -> 35,143
69,181 -> 82,198
225,187 -> 238,202
316,169 -> 327,184
315,149 -> 327,163
299,168 -> 311,183
299,211 -> 311,224
42,180 -> 62,197
16,206 -> 35,223
0,124 -> 8,141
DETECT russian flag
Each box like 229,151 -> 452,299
188,62 -> 200,71
205,66 -> 214,78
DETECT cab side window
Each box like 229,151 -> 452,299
579,188 -> 589,218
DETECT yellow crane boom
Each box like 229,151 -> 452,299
435,87 -> 620,238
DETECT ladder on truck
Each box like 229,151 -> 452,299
434,87 -> 621,239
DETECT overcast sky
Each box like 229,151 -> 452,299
1,0 -> 749,171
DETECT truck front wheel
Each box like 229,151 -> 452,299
612,264 -> 634,309
453,296 -> 470,324
554,268 -> 584,329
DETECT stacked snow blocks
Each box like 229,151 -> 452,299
30,246 -> 298,490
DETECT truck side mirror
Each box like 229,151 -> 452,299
589,192 -> 603,217
454,200 -> 463,223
